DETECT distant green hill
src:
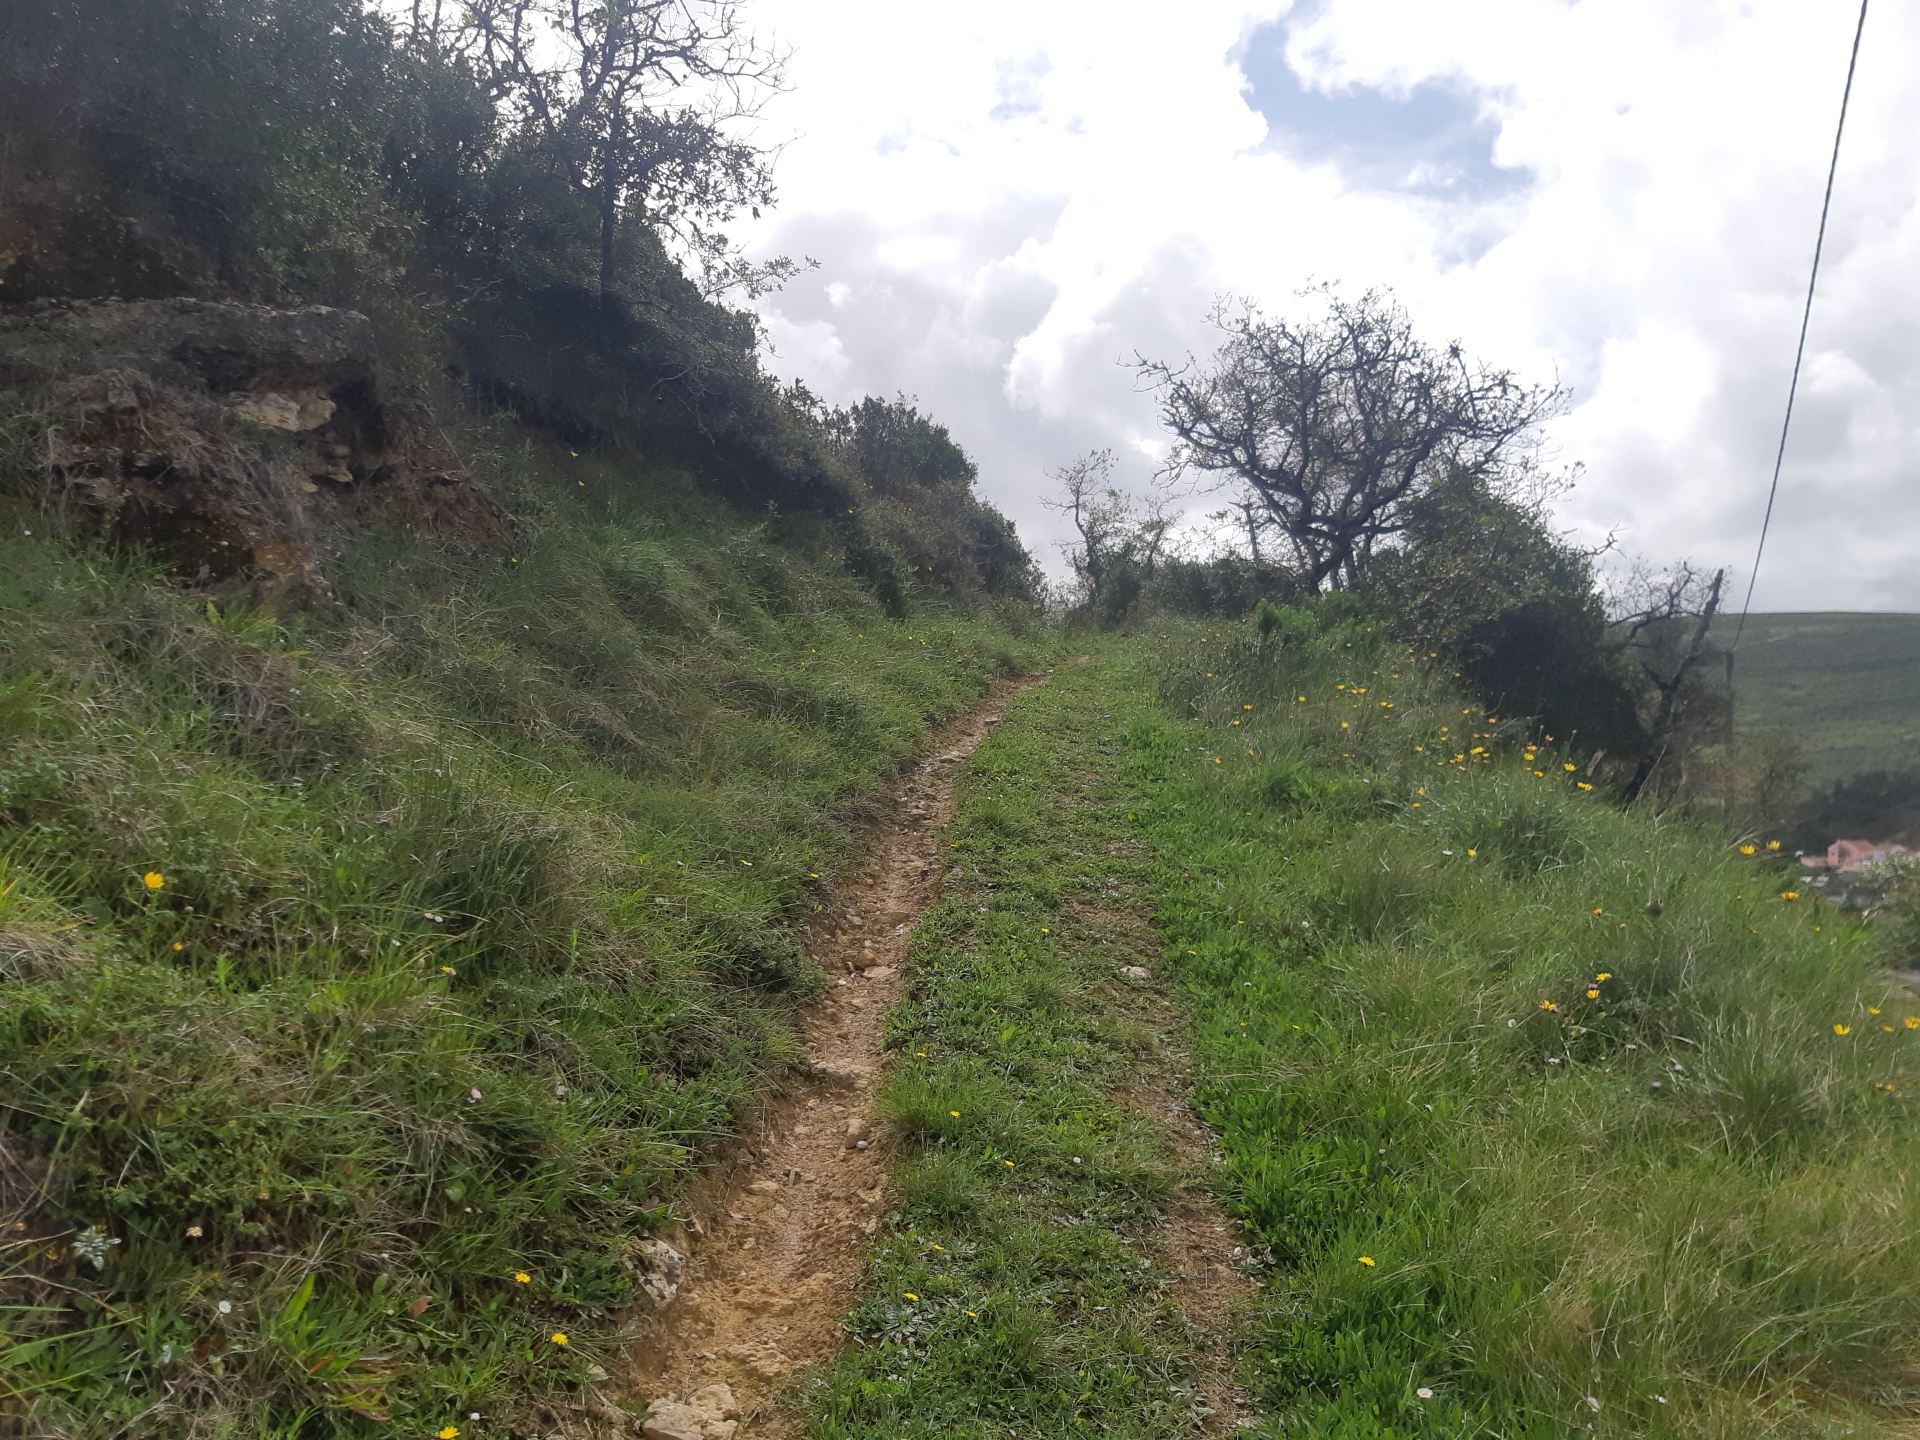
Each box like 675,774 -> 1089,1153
1713,612 -> 1920,785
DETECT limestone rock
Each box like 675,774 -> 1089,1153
630,1238 -> 685,1308
233,389 -> 336,431
0,298 -> 502,603
723,1337 -> 792,1380
807,1057 -> 870,1089
639,1401 -> 708,1440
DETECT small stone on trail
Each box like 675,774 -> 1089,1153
746,1179 -> 781,1195
640,1397 -> 735,1440
1121,965 -> 1151,979
809,1057 -> 869,1089
862,965 -> 895,979
630,1238 -> 685,1307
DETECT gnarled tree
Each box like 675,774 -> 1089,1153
426,0 -> 784,296
1041,450 -> 1176,624
1137,288 -> 1566,591
1610,560 -> 1728,802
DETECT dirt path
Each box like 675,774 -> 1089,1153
1096,931 -> 1259,1434
612,681 -> 1038,1440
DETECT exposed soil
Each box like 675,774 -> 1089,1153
611,678 -> 1041,1439
1102,955 -> 1259,1433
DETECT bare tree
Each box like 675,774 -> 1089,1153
428,0 -> 785,296
1041,450 -> 1176,621
1135,288 -> 1567,591
1610,560 -> 1727,802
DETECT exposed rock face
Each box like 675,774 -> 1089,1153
0,298 -> 507,603
641,1382 -> 738,1440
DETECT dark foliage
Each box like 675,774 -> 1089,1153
0,0 -> 1037,610
814,393 -> 1040,607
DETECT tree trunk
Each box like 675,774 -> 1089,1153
1622,568 -> 1724,803
598,115 -> 624,296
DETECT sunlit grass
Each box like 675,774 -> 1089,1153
1136,605 -> 1920,1437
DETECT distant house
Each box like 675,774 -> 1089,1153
1827,839 -> 1915,871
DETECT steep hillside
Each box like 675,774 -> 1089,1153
0,395 -> 1045,1432
1717,612 -> 1920,784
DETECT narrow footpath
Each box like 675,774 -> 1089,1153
615,682 -> 1040,1439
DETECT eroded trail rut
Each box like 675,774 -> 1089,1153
615,684 -> 1037,1439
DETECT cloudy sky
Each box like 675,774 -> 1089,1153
731,0 -> 1919,611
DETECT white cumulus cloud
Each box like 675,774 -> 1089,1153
736,0 -> 1920,607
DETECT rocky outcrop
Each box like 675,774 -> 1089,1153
1,298 -> 508,603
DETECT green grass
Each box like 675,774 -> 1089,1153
1711,613 -> 1920,785
800,651 -> 1222,1440
0,432 -> 1042,1436
12,457 -> 1915,1440
1138,608 -> 1920,1437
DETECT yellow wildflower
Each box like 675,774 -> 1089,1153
441,1429 -> 461,1439
1564,763 -> 1576,772
1540,1000 -> 1558,1012
514,1272 -> 531,1284
1833,1024 -> 1851,1036
1780,891 -> 1799,902
1576,782 -> 1593,791
550,1332 -> 568,1346
1767,840 -> 1781,851
1358,1256 -> 1376,1267
143,871 -> 165,890
1586,989 -> 1599,999
904,1292 -> 918,1301
1905,1017 -> 1919,1029
1739,844 -> 1756,856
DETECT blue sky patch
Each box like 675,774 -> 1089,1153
1238,18 -> 1530,202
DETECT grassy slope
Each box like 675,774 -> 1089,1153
1712,613 -> 1920,784
1142,612 -> 1920,1438
0,435 -> 1041,1436
801,652 -> 1221,1439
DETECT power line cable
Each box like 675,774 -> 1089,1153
1732,0 -> 1870,652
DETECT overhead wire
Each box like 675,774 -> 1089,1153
1731,0 -> 1871,652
